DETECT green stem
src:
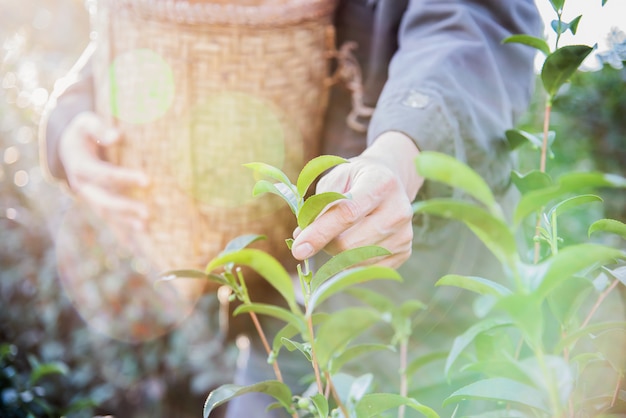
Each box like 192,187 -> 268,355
398,340 -> 408,418
550,211 -> 559,256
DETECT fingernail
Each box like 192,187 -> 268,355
293,242 -> 313,260
293,227 -> 302,239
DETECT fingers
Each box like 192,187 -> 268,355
291,159 -> 415,268
60,112 -> 151,230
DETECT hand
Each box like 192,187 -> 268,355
291,131 -> 423,268
59,112 -> 150,231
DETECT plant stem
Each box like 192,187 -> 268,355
399,340 -> 408,418
249,311 -> 284,383
535,347 -> 562,416
534,102 -> 553,264
582,279 -> 619,328
307,315 -> 324,394
611,373 -> 622,407
326,371 -> 350,418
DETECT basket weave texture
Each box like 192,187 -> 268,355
92,0 -> 338,284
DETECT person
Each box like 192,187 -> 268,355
40,0 -> 543,416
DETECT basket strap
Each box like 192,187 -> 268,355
327,41 -> 375,133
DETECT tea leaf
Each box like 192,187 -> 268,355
297,192 -> 346,229
415,152 -> 499,215
312,246 -> 391,292
330,344 -> 394,374
496,294 -> 543,348
547,276 -> 593,326
514,172 -> 626,225
205,249 -> 299,313
347,373 -> 373,406
296,155 -> 348,197
314,307 -> 381,368
203,381 -> 293,418
435,274 -> 512,297
157,269 -> 230,287
306,266 -> 402,315
223,234 -> 266,253
589,218 -> 626,239
272,313 -> 328,355
234,304 -> 305,335
592,329 -> 626,373
541,45 -> 594,97
554,321 -> 626,354
534,243 -> 625,299
244,162 -> 292,186
445,318 -> 514,377
280,338 -> 312,361
442,378 -> 549,412
511,170 -> 553,194
413,199 -> 517,268
310,393 -> 328,418
548,194 -> 602,218
462,360 -> 535,387
550,19 -> 570,35
356,393 -> 440,418
405,351 -> 449,378
29,362 -> 69,385
252,180 -> 298,214
345,287 -> 395,313
568,15 -> 582,35
503,35 -> 550,56
549,0 -> 564,12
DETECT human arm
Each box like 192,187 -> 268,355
291,0 -> 543,267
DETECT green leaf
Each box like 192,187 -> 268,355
244,162 -> 292,186
568,15 -> 582,35
435,274 -> 512,297
280,338 -> 312,361
252,180 -> 299,214
330,343 -> 394,374
157,269 -> 230,287
550,19 -> 570,35
29,362 -> 69,385
203,381 -> 293,418
534,243 -> 625,299
445,318 -> 514,377
547,276 -> 593,326
589,219 -> 626,239
541,45 -> 594,96
462,410 -> 527,418
602,0 -> 608,5
306,266 -> 402,315
223,234 -> 267,253
297,192 -> 346,229
554,321 -> 626,354
346,287 -> 395,313
405,351 -> 449,378
356,393 -> 440,418
413,199 -> 517,268
503,35 -> 550,56
314,307 -> 381,369
511,170 -> 553,194
549,0 -> 564,12
272,313 -> 328,354
310,393 -> 329,418
442,378 -> 549,412
514,171 -> 626,225
462,360 -> 535,387
311,246 -> 391,292
296,155 -> 348,197
347,373 -> 373,407
234,304 -> 305,335
205,249 -> 299,313
496,294 -> 543,347
592,328 -> 626,373
415,152 -> 499,215
548,194 -> 603,218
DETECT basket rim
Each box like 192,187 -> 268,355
101,0 -> 339,26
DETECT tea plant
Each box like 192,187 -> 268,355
409,0 -> 626,416
164,155 -> 439,418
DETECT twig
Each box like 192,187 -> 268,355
611,373 -> 622,407
249,311 -> 284,383
534,103 -> 553,264
582,279 -> 619,328
326,371 -> 350,418
307,315 -> 324,394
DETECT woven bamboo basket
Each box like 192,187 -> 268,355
90,0 -> 338,288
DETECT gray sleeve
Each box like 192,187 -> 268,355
38,43 -> 95,183
367,0 -> 543,193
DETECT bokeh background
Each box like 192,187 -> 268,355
0,0 -> 624,417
